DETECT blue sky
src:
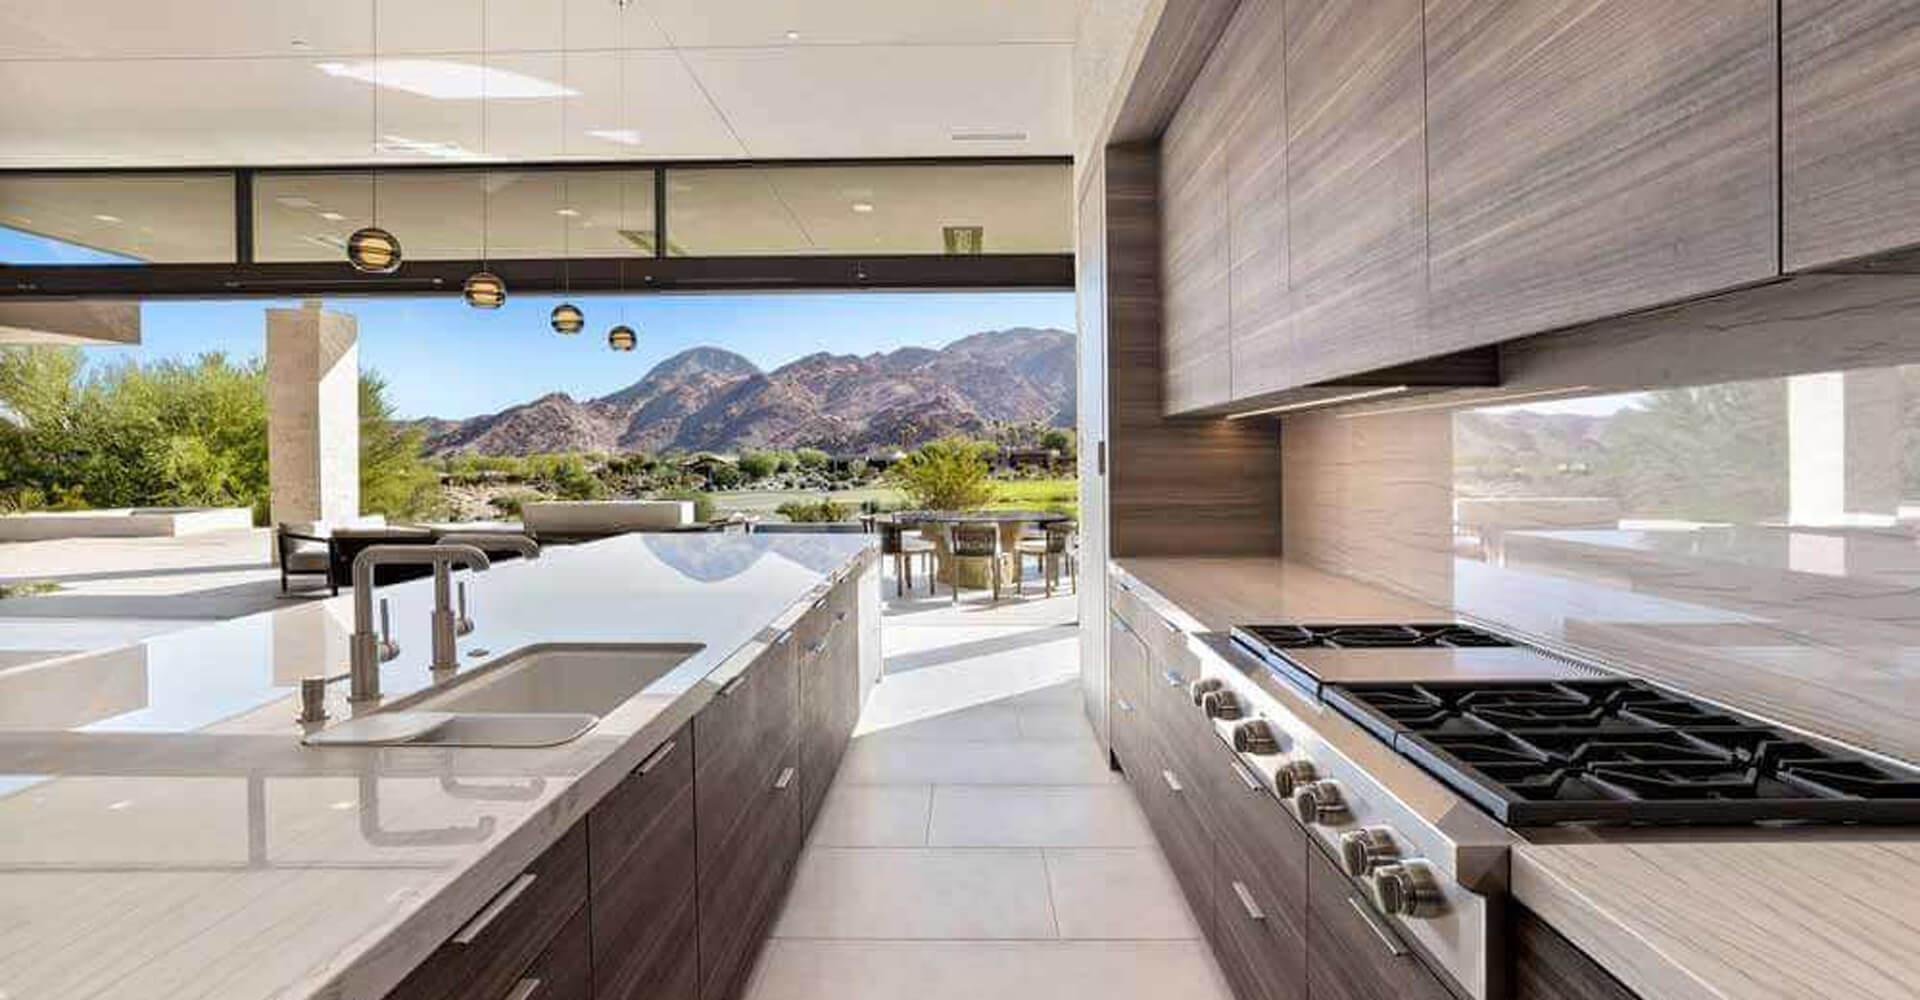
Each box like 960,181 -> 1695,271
4,224 -> 1075,420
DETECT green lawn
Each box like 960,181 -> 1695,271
707,477 -> 1078,521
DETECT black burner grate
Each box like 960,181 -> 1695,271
1325,678 -> 1920,826
1236,622 -> 1514,650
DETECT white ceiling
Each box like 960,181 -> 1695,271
0,0 -> 1077,167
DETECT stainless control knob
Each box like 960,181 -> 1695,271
1370,860 -> 1446,918
1292,779 -> 1346,825
1189,677 -> 1226,706
1201,690 -> 1244,721
1338,827 -> 1401,877
1270,759 -> 1317,796
1231,719 -> 1281,755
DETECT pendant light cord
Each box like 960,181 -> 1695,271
560,0 -> 570,294
370,0 -> 380,224
618,0 -> 629,324
480,0 -> 490,269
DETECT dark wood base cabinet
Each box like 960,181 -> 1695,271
1305,848 -> 1452,1000
382,567 -> 866,1000
1512,906 -> 1641,1000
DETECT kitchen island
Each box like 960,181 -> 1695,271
0,532 -> 878,1000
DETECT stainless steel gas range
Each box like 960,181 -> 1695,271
1178,618 -> 1920,1000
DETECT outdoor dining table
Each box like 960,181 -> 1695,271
887,509 -> 1071,588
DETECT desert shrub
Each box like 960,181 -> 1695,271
490,490 -> 544,519
706,463 -> 744,490
737,450 -> 777,480
888,437 -> 997,511
776,498 -> 848,523
795,447 -> 830,471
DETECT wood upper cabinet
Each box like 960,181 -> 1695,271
1784,0 -> 1920,270
1283,0 -> 1429,387
1222,0 -> 1291,401
1160,25 -> 1232,415
1425,0 -> 1778,351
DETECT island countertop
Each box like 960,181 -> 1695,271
1113,556 -> 1920,1000
0,532 -> 875,1000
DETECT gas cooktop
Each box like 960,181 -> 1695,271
1326,678 -> 1920,826
1230,621 -> 1598,695
1235,622 -> 1515,650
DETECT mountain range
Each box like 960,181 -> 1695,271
417,327 -> 1075,457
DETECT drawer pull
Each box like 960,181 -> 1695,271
1115,697 -> 1135,714
774,629 -> 794,645
834,610 -> 849,625
1112,616 -> 1133,635
504,978 -> 544,1000
453,872 -> 537,945
636,739 -> 677,775
1160,769 -> 1184,793
773,766 -> 797,790
1348,895 -> 1409,957
1161,619 -> 1181,635
807,639 -> 829,656
718,672 -> 749,697
1162,670 -> 1185,689
1231,881 -> 1265,922
1229,760 -> 1263,792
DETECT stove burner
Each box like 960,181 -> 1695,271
1325,678 -> 1920,826
1237,622 -> 1514,651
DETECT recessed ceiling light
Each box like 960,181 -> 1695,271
585,128 -> 642,146
275,195 -> 318,209
91,213 -> 121,223
850,202 -> 875,214
555,207 -> 581,217
784,30 -> 801,41
317,59 -> 577,100
290,39 -> 309,49
317,211 -> 346,221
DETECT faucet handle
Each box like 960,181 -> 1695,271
455,581 -> 475,636
378,598 -> 401,661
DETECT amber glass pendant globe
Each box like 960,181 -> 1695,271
550,302 -> 585,334
346,227 -> 401,274
463,271 -> 507,309
608,325 -> 637,351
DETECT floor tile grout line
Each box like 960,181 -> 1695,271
1038,847 -> 1063,940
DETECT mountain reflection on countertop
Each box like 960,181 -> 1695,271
643,532 -> 768,582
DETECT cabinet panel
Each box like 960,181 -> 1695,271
1426,0 -> 1777,349
1108,610 -> 1150,774
1131,722 -> 1216,947
698,740 -> 802,1000
1161,26 -> 1232,414
1283,0 -> 1427,386
800,589 -> 859,833
385,825 -> 590,1000
520,904 -> 593,1000
1784,0 -> 1920,270
1222,0 -> 1291,400
1513,905 -> 1642,1000
591,728 -> 698,1000
1305,847 -> 1451,1000
695,637 -> 798,859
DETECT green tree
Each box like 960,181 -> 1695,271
738,450 -> 777,480
359,369 -> 444,519
796,447 -> 830,471
888,437 -> 997,511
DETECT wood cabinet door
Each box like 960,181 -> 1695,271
695,637 -> 798,858
1513,906 -> 1642,1000
1305,847 -> 1451,1000
1129,727 -> 1217,948
1107,610 -> 1149,773
697,739 -> 802,1000
590,727 -> 698,1000
1222,0 -> 1292,401
1283,0 -> 1428,386
1210,737 -> 1308,1000
1161,23 -> 1232,415
1784,0 -> 1920,270
1426,0 -> 1777,351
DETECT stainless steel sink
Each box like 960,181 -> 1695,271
304,642 -> 705,748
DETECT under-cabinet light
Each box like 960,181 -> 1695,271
1224,386 -> 1409,419
1335,385 -> 1596,418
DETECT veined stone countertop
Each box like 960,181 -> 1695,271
0,533 -> 875,1000
1112,556 -> 1920,1000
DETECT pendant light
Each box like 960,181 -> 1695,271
550,0 -> 584,334
348,0 -> 402,273
464,0 -> 505,309
607,0 -> 640,352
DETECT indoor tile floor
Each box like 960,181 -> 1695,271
744,573 -> 1233,1000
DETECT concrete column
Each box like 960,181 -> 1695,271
267,301 -> 359,545
1787,368 -> 1902,529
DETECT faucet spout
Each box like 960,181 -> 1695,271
438,533 -> 541,560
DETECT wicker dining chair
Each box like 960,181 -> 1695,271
880,519 -> 936,597
946,522 -> 1003,604
1016,519 -> 1077,596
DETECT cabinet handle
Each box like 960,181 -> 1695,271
1162,670 -> 1185,688
1228,759 -> 1263,793
1117,580 -> 1133,592
636,739 -> 677,775
806,639 -> 829,656
1112,616 -> 1133,635
833,610 -> 848,625
1348,895 -> 1409,957
773,766 -> 796,790
718,672 -> 749,697
1160,769 -> 1184,793
453,872 -> 537,945
1231,881 -> 1265,922
503,978 -> 544,1000
1161,619 -> 1181,635
1115,697 -> 1135,714
774,629 -> 794,645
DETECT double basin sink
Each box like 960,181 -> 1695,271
304,642 -> 705,748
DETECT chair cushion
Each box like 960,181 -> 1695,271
284,549 -> 330,573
